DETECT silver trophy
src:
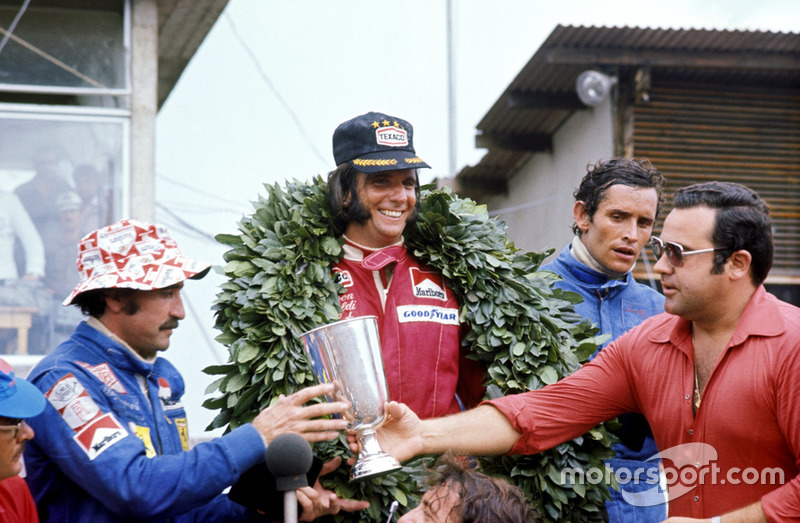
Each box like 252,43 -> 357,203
300,316 -> 401,481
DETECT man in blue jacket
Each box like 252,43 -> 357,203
24,219 -> 367,522
540,158 -> 666,522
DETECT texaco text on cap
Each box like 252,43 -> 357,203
332,111 -> 430,174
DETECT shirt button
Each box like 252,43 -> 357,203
685,394 -> 691,400
694,496 -> 700,502
689,429 -> 694,435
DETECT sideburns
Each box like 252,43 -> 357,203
122,298 -> 140,316
108,289 -> 140,316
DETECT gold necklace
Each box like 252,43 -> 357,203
691,330 -> 701,411
693,369 -> 702,410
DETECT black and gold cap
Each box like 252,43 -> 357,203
332,111 -> 430,173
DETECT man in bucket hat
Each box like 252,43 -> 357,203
327,112 -> 485,421
0,357 -> 46,522
23,219 -> 365,522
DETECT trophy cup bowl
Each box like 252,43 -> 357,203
300,316 -> 401,481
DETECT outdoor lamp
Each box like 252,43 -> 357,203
576,70 -> 617,107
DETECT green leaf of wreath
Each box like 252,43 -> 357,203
206,176 -> 616,522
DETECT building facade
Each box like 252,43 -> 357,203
0,0 -> 227,363
450,25 -> 800,303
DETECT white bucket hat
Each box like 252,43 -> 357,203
63,219 -> 210,305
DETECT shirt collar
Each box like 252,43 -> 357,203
342,235 -> 404,261
649,285 -> 785,353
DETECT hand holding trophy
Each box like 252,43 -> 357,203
300,316 -> 402,481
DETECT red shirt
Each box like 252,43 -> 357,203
0,476 -> 38,523
489,286 -> 800,519
334,240 -> 484,419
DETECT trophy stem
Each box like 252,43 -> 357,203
350,428 -> 402,481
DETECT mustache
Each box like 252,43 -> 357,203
160,320 -> 180,331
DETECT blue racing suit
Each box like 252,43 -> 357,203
542,244 -> 667,522
24,321 -> 266,522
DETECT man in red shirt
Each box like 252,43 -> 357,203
0,357 -> 47,522
367,181 -> 799,521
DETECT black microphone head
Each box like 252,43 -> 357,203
265,433 -> 314,491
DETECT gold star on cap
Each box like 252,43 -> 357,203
371,120 -> 380,128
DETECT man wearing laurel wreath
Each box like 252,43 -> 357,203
326,112 -> 486,422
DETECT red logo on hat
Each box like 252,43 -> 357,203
376,127 -> 408,147
64,219 -> 210,306
0,359 -> 14,388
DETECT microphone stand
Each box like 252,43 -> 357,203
265,433 -> 313,523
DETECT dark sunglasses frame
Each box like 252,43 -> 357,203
650,236 -> 727,268
0,418 -> 24,439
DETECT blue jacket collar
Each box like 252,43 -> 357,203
72,321 -> 157,375
551,244 -> 633,291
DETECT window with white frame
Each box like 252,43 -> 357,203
0,1 -> 130,366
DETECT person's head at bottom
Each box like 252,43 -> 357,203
398,453 -> 539,523
0,358 -> 46,479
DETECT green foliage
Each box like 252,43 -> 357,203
207,177 -> 617,522
405,188 -> 617,521
208,177 -> 420,521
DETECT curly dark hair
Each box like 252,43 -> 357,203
71,288 -> 139,318
326,163 -> 420,233
572,157 -> 665,236
673,181 -> 773,285
419,453 -> 539,523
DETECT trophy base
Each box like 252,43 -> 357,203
350,452 -> 402,481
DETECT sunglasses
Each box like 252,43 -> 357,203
0,419 -> 24,439
650,236 -> 727,268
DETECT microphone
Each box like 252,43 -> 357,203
265,433 -> 313,523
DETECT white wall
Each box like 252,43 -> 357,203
482,97 -> 615,262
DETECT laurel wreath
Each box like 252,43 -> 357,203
204,176 -> 617,522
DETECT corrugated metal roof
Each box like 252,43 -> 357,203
456,25 -> 800,195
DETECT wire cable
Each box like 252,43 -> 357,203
487,189 -> 573,217
156,202 -> 218,243
223,11 -> 328,167
0,22 -> 105,87
158,173 -> 246,208
0,0 -> 30,56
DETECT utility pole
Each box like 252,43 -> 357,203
446,0 -> 456,177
